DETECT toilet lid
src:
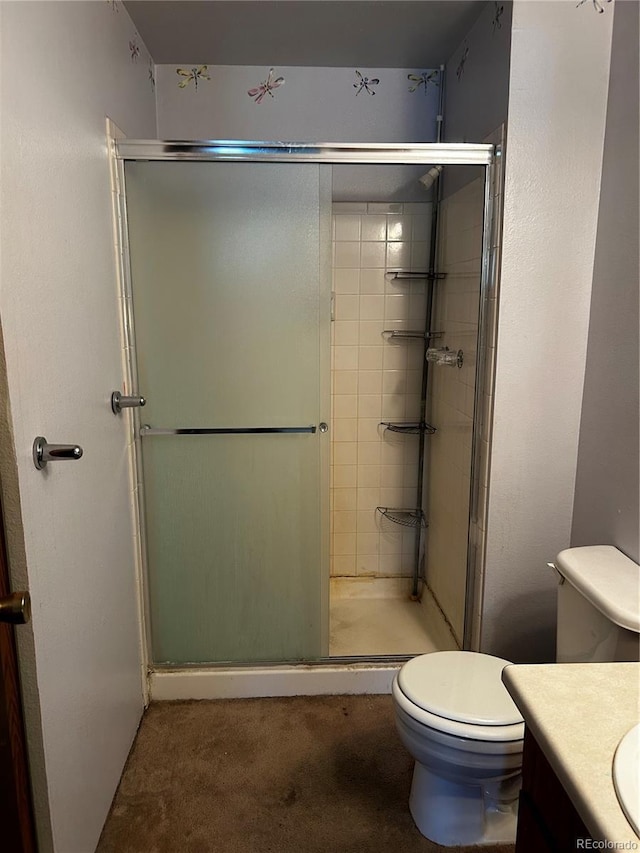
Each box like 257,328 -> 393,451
397,651 -> 523,726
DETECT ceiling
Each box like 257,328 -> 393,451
123,0 -> 486,67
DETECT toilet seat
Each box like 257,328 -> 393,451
394,652 -> 524,743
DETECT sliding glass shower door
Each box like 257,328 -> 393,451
124,161 -> 331,664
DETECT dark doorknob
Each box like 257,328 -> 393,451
0,591 -> 31,624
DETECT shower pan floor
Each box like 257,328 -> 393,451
329,577 -> 458,657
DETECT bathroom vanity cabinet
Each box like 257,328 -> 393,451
515,728 -> 590,852
504,663 -> 639,848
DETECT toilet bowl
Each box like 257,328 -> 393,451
392,548 -> 639,845
392,650 -> 524,846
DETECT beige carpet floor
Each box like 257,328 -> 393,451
97,696 -> 515,853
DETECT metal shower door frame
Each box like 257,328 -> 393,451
110,138 -> 497,668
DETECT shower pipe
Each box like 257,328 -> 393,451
411,65 -> 446,601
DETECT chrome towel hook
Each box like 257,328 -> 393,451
111,391 -> 146,415
33,437 -> 83,470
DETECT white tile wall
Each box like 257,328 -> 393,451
424,178 -> 485,644
331,202 -> 432,578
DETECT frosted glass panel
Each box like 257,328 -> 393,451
125,161 -> 330,663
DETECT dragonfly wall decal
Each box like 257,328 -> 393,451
576,0 -> 612,11
177,66 -> 211,90
456,46 -> 469,81
407,71 -> 439,94
247,68 -> 285,103
492,2 -> 505,31
353,70 -> 379,96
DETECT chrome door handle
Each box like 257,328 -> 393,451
33,436 -> 83,470
0,591 -> 31,624
111,391 -> 146,414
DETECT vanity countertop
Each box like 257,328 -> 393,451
502,662 -> 640,844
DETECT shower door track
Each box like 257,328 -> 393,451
115,140 -> 493,165
110,137 -> 497,697
149,658 -> 414,701
154,654 -> 413,669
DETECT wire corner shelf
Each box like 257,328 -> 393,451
385,270 -> 447,282
376,507 -> 427,528
383,329 -> 426,341
382,329 -> 444,341
380,421 -> 437,436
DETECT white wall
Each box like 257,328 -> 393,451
444,1 -> 513,145
442,0 -> 512,198
156,63 -> 439,141
480,0 -> 614,662
571,0 -> 639,563
155,63 -> 440,200
0,2 -> 156,851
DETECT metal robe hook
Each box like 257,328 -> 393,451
111,391 -> 146,415
33,437 -> 83,470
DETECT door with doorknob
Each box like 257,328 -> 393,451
0,489 -> 36,852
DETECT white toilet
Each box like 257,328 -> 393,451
393,650 -> 524,845
392,545 -> 640,846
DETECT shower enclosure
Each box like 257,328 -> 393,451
112,141 -> 498,669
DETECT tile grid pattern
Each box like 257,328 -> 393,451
330,202 -> 432,578
424,177 -> 484,644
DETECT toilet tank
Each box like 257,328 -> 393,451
554,546 -> 640,663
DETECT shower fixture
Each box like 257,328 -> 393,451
419,165 -> 443,190
426,347 -> 464,368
